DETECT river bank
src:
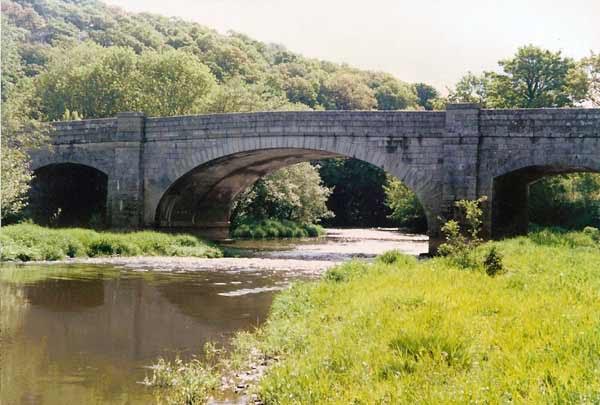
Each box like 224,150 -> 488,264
143,228 -> 600,403
5,227 -> 429,267
0,224 -> 222,261
213,229 -> 600,404
0,227 -> 429,404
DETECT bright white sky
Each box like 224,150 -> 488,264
103,0 -> 600,91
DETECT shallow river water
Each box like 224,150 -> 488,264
0,229 -> 427,404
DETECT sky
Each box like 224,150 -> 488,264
103,0 -> 600,91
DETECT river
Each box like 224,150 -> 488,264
0,229 -> 427,404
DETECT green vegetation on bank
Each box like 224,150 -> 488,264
147,228 -> 600,403
243,229 -> 600,403
0,223 -> 222,262
231,219 -> 325,239
230,162 -> 330,238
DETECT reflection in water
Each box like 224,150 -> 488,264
0,265 -> 290,404
0,229 -> 427,404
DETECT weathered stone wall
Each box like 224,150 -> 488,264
30,106 -> 600,252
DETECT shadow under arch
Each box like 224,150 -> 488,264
491,164 -> 600,238
154,148 -> 433,239
28,163 -> 108,227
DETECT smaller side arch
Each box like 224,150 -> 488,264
28,162 -> 109,227
29,145 -> 113,178
490,160 -> 600,238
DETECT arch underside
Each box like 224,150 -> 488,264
155,148 -> 341,237
491,164 -> 599,238
28,163 -> 108,227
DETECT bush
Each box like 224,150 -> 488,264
325,261 -> 370,282
483,246 -> 504,276
583,226 -> 600,242
230,218 -> 325,239
438,197 -> 487,269
87,236 -> 140,257
376,250 -> 416,266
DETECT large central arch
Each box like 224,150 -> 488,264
153,146 -> 437,239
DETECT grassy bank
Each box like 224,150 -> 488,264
242,228 -> 600,403
231,219 -> 325,239
0,224 -> 222,261
144,228 -> 600,403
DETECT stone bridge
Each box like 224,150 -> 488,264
29,104 -> 600,252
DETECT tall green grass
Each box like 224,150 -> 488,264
239,228 -> 600,403
0,224 -> 222,261
231,218 -> 324,239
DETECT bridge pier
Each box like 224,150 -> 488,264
106,112 -> 146,228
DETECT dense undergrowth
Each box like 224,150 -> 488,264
149,228 -> 600,403
231,219 -> 324,239
0,223 -> 222,261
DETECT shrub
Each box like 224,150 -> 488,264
40,245 -> 65,261
65,239 -> 85,258
483,246 -> 504,276
583,226 -> 600,242
325,261 -> 369,282
304,224 -> 322,237
230,218 -> 325,239
253,227 -> 267,239
377,250 -> 412,265
438,197 -> 487,269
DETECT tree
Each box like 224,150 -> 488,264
414,83 -> 439,110
486,45 -> 587,108
136,50 -> 216,116
35,43 -> 139,120
231,163 -> 333,225
383,175 -> 427,232
581,52 -> 600,106
205,76 -> 309,113
448,72 -> 490,106
319,72 -> 377,110
34,43 -> 217,119
529,173 -> 600,229
1,24 -> 48,220
367,72 -> 418,110
318,158 -> 391,227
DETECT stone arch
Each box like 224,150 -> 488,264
150,140 -> 439,240
30,146 -> 114,178
489,155 -> 600,238
28,162 -> 109,227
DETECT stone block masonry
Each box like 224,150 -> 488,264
29,105 -> 600,253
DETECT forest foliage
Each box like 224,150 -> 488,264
1,0 -> 425,226
1,0 -> 599,230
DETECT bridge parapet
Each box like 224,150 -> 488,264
479,108 -> 600,138
144,111 -> 447,141
50,118 -> 117,144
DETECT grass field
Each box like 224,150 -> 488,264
0,223 -> 222,261
229,228 -> 600,403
